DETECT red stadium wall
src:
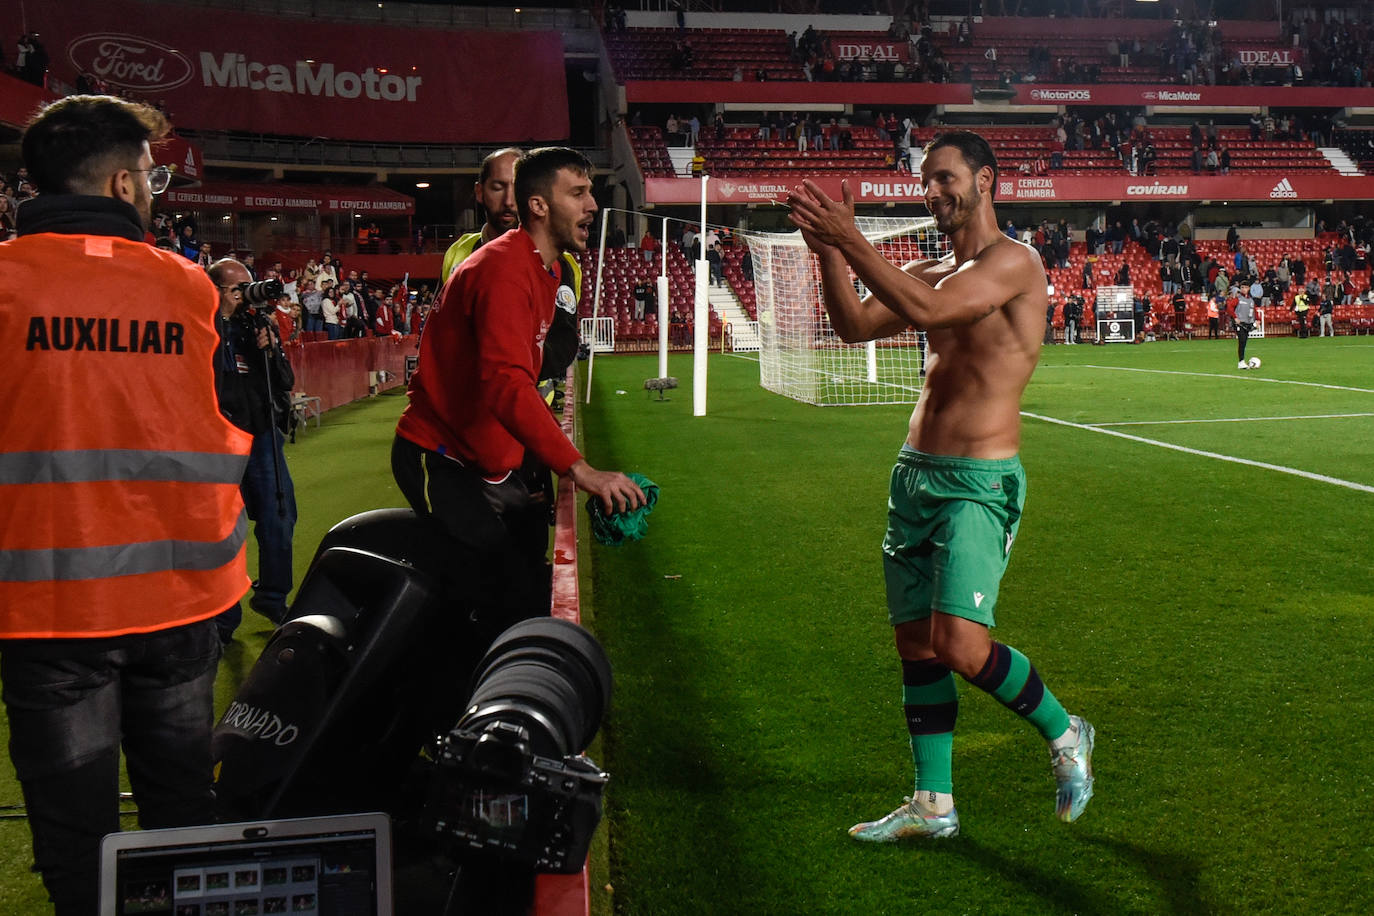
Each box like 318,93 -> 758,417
286,335 -> 417,410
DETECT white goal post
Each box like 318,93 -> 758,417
747,216 -> 948,406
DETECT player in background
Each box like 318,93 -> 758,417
1234,289 -> 1257,369
787,131 -> 1094,841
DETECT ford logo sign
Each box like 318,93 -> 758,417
67,33 -> 194,92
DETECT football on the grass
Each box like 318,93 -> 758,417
1248,357 -> 1261,369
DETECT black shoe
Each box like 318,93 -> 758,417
248,596 -> 288,625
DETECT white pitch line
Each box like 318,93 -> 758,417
1093,412 -> 1374,427
1023,411 -> 1374,494
1038,362 -> 1374,395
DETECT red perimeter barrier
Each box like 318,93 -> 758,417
286,334 -> 418,410
534,370 -> 591,916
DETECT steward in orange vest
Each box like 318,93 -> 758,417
0,208 -> 252,637
0,94 -> 252,916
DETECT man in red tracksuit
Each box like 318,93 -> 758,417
392,147 -> 643,629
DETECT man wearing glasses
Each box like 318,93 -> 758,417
0,95 -> 252,915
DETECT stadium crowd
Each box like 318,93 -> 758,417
145,212 -> 432,343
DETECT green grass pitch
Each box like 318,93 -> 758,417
579,337 -> 1374,915
0,336 -> 1370,914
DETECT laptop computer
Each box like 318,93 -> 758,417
99,812 -> 393,916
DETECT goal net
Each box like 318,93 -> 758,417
748,216 -> 948,406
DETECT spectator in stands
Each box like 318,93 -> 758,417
707,241 -> 724,287
639,227 -> 660,264
17,33 -> 47,87
337,280 -> 363,337
633,278 -> 651,321
373,291 -> 395,336
177,222 -> 201,262
0,195 -> 14,241
1115,262 -> 1130,286
740,245 -> 753,282
1204,147 -> 1219,173
1108,222 -> 1124,255
1161,258 -> 1178,295
321,285 -> 340,338
300,279 -> 322,333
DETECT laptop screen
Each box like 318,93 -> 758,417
99,813 -> 392,916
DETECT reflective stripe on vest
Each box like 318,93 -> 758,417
0,510 -> 248,583
0,449 -> 248,485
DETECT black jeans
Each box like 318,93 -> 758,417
390,436 -> 552,629
0,620 -> 220,915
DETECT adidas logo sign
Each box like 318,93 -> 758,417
1269,178 -> 1298,199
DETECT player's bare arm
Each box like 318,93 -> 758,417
803,231 -> 932,342
789,179 -> 1040,330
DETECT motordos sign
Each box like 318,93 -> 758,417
68,33 -> 194,92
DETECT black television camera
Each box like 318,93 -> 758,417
211,509 -> 612,907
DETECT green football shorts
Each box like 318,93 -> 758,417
882,446 -> 1026,627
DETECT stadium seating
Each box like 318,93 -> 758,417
576,246 -> 724,348
605,27 -> 800,82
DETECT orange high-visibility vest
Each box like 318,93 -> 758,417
0,232 -> 253,638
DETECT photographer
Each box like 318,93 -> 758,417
209,259 -> 298,639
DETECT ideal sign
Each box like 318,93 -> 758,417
1234,45 -> 1302,68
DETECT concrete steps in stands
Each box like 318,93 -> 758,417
708,284 -> 759,351
1320,147 -> 1365,176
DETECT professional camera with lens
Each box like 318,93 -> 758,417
210,509 -> 614,906
237,277 -> 284,308
227,278 -> 284,331
425,618 -> 611,873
